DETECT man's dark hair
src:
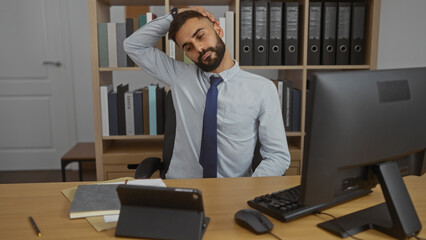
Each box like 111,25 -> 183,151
169,10 -> 207,45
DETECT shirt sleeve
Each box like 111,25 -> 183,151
123,14 -> 188,87
252,81 -> 291,177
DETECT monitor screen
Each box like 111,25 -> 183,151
300,67 -> 426,238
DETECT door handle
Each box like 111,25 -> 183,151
43,61 -> 62,67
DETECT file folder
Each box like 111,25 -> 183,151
117,84 -> 129,135
284,2 -> 299,65
308,2 -> 322,65
268,1 -> 283,65
282,79 -> 293,131
336,2 -> 351,65
125,18 -> 135,67
254,0 -> 268,65
108,90 -> 118,136
350,2 -> 367,65
291,88 -> 301,132
240,0 -> 254,66
321,2 -> 337,65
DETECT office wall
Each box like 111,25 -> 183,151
67,0 -> 426,143
377,0 -> 426,69
67,1 -> 93,142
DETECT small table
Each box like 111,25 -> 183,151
61,142 -> 95,182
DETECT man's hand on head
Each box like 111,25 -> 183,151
178,7 -> 219,25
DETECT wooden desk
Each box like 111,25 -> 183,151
0,176 -> 425,239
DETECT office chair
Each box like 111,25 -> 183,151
134,91 -> 263,179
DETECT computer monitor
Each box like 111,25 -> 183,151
301,67 -> 426,239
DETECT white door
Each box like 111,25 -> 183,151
0,0 -> 74,170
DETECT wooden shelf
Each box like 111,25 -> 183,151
286,132 -> 304,137
104,139 -> 162,155
306,65 -> 371,70
99,67 -> 141,71
98,0 -> 165,6
103,135 -> 164,140
89,0 -> 380,180
241,65 -> 304,70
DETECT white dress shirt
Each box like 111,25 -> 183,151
124,14 -> 291,178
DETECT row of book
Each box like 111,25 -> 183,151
240,1 -> 301,66
100,84 -> 166,136
97,12 -> 165,68
273,79 -> 301,132
308,2 -> 367,65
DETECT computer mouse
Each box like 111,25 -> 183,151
234,208 -> 274,234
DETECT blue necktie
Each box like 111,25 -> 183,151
199,76 -> 223,178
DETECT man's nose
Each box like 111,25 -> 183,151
194,42 -> 204,53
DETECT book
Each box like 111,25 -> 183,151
133,89 -> 144,135
219,17 -> 226,43
125,18 -> 135,67
282,79 -> 293,131
142,87 -> 150,135
70,184 -> 121,219
291,88 -> 301,132
117,84 -> 129,135
116,23 -> 127,67
125,91 -> 135,135
100,84 -> 113,136
108,90 -> 118,136
277,81 -> 284,109
225,11 -> 235,59
107,22 -> 117,67
97,23 -> 109,67
148,85 -> 157,135
138,14 -> 147,28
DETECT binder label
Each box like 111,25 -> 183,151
270,6 -> 282,39
255,6 -> 267,40
241,6 -> 253,39
309,6 -> 321,39
286,6 -> 298,39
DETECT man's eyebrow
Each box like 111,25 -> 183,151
181,28 -> 204,49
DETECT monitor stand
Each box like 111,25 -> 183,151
318,161 -> 422,239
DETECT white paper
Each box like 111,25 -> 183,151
104,214 -> 119,223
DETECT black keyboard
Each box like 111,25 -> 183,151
247,185 -> 371,222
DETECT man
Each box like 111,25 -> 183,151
124,7 -> 290,179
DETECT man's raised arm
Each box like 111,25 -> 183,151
123,14 -> 183,85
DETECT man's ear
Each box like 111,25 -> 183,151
212,22 -> 224,39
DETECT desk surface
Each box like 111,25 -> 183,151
0,176 -> 425,239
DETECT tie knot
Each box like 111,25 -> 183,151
209,76 -> 223,87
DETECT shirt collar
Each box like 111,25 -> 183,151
202,60 -> 240,83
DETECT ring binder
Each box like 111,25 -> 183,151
322,2 -> 337,65
240,0 -> 254,65
308,2 -> 322,65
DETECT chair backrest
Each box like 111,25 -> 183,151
161,91 -> 263,178
160,91 -> 176,178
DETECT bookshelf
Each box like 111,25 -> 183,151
89,0 -> 380,180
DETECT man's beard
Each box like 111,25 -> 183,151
195,33 -> 226,72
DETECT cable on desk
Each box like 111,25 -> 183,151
314,211 -> 363,240
268,231 -> 282,240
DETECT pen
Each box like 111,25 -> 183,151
29,216 -> 42,237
